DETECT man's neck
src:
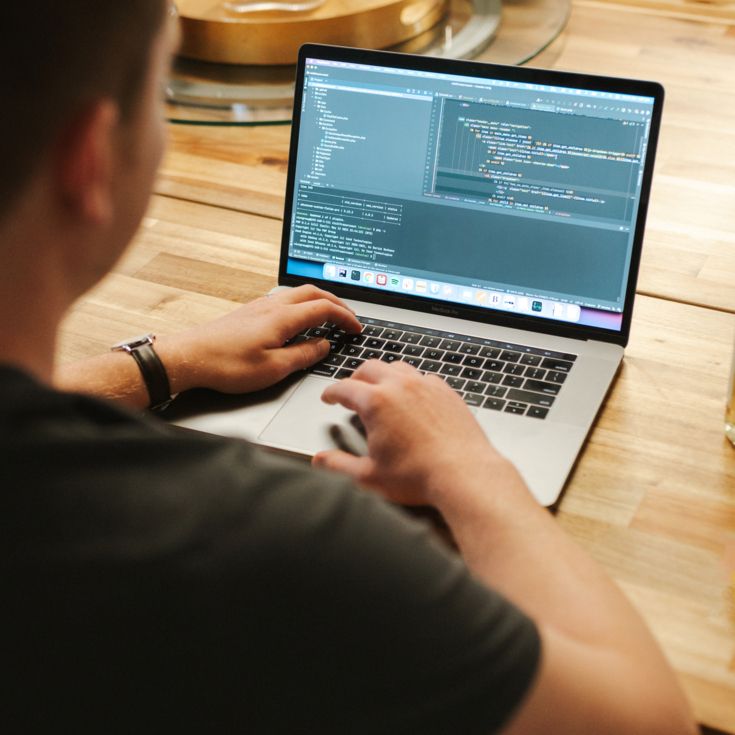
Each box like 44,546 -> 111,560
0,283 -> 63,384
0,216 -> 70,384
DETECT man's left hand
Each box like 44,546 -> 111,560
158,285 -> 362,395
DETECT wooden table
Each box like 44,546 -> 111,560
58,1 -> 735,731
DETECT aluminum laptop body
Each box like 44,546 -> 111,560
169,44 -> 664,506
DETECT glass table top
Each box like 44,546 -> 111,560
166,0 -> 570,126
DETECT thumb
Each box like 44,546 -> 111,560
312,449 -> 373,484
279,338 -> 331,373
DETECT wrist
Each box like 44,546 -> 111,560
153,334 -> 201,396
424,454 -> 531,518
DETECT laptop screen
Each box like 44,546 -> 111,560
284,49 -> 661,336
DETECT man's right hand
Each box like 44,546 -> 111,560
313,359 -> 517,507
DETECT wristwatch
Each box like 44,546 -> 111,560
111,333 -> 174,412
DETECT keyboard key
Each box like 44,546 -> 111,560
527,406 -> 549,420
383,341 -> 403,353
382,329 -> 403,341
502,375 -> 524,388
461,367 -> 483,380
464,392 -> 484,406
541,357 -> 574,373
362,325 -> 384,337
336,369 -> 354,379
324,354 -> 346,366
465,380 -> 485,394
463,355 -> 484,368
420,360 -> 442,372
402,357 -> 422,368
342,345 -> 363,357
345,358 -> 365,371
311,364 -> 337,377
403,344 -> 424,357
503,363 -> 525,376
547,370 -> 568,384
505,403 -> 527,415
362,349 -> 382,361
519,353 -> 541,366
365,338 -> 386,350
481,371 -> 503,385
525,367 -> 546,380
424,349 -> 445,361
381,352 -> 401,363
419,336 -> 442,348
459,343 -> 481,355
307,326 -> 329,338
402,332 -> 422,344
506,388 -> 555,407
443,352 -> 463,364
484,397 -> 506,411
484,359 -> 504,372
479,346 -> 501,359
523,379 -> 560,395
500,350 -> 521,363
485,385 -> 507,398
440,363 -> 462,377
439,339 -> 461,351
344,333 -> 366,345
445,377 -> 466,390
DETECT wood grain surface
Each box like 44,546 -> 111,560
60,1 -> 735,730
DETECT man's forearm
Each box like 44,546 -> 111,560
430,458 -> 695,734
428,459 -> 651,648
55,351 -> 157,409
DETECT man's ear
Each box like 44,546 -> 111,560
55,100 -> 120,226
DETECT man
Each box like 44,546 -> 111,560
0,2 -> 696,733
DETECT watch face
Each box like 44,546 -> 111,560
111,333 -> 155,351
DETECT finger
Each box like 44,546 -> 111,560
312,449 -> 374,483
320,378 -> 375,415
275,338 -> 330,374
282,300 -> 362,338
350,358 -> 396,384
273,284 -> 355,313
351,357 -> 420,385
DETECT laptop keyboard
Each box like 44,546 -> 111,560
295,316 -> 576,420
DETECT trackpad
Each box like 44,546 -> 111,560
259,377 -> 362,455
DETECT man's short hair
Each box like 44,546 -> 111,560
1,1 -> 168,221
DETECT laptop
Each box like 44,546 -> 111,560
169,43 -> 664,506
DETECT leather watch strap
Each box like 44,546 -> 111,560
112,334 -> 174,412
127,342 -> 173,411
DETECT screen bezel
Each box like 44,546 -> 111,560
279,43 -> 665,347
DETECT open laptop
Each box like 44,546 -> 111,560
169,44 -> 664,506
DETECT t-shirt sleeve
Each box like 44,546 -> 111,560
187,442 -> 542,735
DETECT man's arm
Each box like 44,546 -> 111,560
313,360 -> 698,735
54,285 -> 361,408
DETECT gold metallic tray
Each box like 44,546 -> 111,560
178,0 -> 449,65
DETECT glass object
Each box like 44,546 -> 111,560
166,0 -> 571,126
726,332 -> 735,447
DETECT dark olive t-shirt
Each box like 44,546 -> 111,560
0,366 -> 540,733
